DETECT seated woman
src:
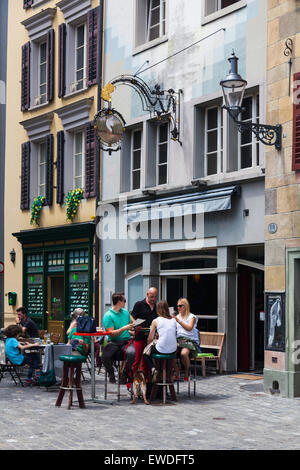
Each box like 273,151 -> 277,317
174,298 -> 199,381
66,308 -> 85,336
67,314 -> 91,357
4,324 -> 41,386
143,300 -> 177,380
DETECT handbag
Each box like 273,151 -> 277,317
39,368 -> 56,387
77,316 -> 96,333
39,344 -> 56,387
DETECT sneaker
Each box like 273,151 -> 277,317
24,379 -> 34,387
126,384 -> 133,399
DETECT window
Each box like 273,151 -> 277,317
75,23 -> 87,91
131,130 -> 142,190
135,0 -> 167,48
157,122 -> 168,185
73,131 -> 85,189
205,0 -> 241,16
238,94 -> 260,169
205,106 -> 223,176
21,9 -> 55,110
195,91 -> 260,180
147,0 -> 166,42
38,42 -> 47,105
58,6 -> 100,96
38,142 -> 47,196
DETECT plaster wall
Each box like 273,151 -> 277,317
4,0 -> 100,324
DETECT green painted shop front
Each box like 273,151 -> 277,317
13,222 -> 95,341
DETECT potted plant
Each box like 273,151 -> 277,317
66,188 -> 84,221
30,196 -> 46,226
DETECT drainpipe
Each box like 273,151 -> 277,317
94,0 -> 105,325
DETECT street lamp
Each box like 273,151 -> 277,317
220,51 -> 282,150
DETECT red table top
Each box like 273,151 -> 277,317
74,331 -> 111,337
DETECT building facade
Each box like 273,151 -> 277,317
4,0 -> 103,340
0,0 -> 8,329
100,0 -> 267,372
264,0 -> 300,397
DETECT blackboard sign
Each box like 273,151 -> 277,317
69,282 -> 89,316
27,284 -> 43,316
265,292 -> 285,352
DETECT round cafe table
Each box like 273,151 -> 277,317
74,331 -> 113,405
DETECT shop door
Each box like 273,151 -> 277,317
47,275 -> 65,339
237,266 -> 264,371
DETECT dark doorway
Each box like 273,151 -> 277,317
238,265 -> 264,371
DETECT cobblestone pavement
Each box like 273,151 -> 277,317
1,366 -> 300,451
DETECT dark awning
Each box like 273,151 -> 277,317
12,222 -> 95,245
124,185 -> 241,223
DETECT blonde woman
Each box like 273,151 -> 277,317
174,298 -> 199,381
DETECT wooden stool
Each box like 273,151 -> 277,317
150,353 -> 177,405
55,355 -> 86,409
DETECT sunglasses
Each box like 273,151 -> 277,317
177,304 -> 184,308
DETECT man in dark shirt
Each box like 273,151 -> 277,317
126,287 -> 158,386
16,306 -> 39,338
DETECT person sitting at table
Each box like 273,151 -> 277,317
16,306 -> 39,339
102,292 -> 134,384
67,314 -> 91,357
142,300 -> 177,380
66,308 -> 86,336
173,298 -> 198,381
4,324 -> 41,386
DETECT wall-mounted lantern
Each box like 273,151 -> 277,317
9,249 -> 16,264
220,51 -> 282,150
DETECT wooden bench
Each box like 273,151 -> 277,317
192,332 -> 225,377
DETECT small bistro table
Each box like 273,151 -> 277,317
74,331 -> 113,405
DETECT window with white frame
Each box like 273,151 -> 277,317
205,0 -> 241,16
73,131 -> 85,189
38,142 -> 47,196
135,0 -> 167,47
38,42 -> 47,105
238,94 -> 260,169
75,23 -> 87,91
147,0 -> 166,42
205,106 -> 223,176
131,129 -> 142,190
157,122 -> 168,185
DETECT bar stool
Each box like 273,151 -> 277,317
55,355 -> 86,410
150,353 -> 177,405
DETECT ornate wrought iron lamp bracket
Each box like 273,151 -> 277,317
224,106 -> 282,151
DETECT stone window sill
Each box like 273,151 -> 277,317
201,0 -> 247,26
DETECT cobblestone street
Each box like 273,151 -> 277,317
1,367 -> 300,451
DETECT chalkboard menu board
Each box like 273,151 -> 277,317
27,274 -> 43,316
69,271 -> 89,316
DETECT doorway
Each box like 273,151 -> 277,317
47,275 -> 65,339
237,266 -> 264,371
